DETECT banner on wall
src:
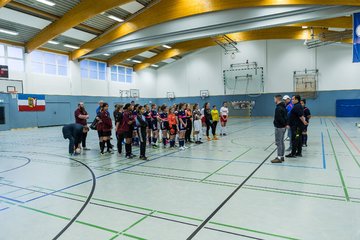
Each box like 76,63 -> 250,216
17,94 -> 46,112
353,13 -> 360,63
0,65 -> 9,79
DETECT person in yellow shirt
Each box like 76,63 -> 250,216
211,105 -> 219,140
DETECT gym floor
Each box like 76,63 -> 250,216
0,118 -> 359,240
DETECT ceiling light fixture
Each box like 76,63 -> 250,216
151,64 -> 159,67
132,59 -> 142,63
48,40 -> 59,45
108,15 -> 124,22
126,58 -> 132,61
36,0 -> 56,6
64,44 -> 80,49
103,53 -> 110,56
162,45 -> 172,49
0,28 -> 19,35
302,26 -> 308,29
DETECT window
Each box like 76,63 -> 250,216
111,65 -> 133,83
80,60 -> 106,80
30,50 -> 68,76
0,44 -> 25,73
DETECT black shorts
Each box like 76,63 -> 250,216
123,131 -> 133,139
151,120 -> 158,131
161,121 -> 170,130
98,130 -> 111,137
169,124 -> 177,135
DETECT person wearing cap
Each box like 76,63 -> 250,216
283,95 -> 293,151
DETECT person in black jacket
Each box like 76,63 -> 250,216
271,95 -> 289,163
62,123 -> 89,156
136,105 -> 148,160
286,95 -> 308,158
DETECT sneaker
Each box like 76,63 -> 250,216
213,136 -> 219,140
126,155 -> 133,159
223,133 -> 227,136
286,147 -> 292,151
130,154 -> 136,158
271,158 -> 283,163
207,137 -> 211,141
281,157 -> 285,162
152,145 -> 159,149
183,146 -> 189,149
285,154 -> 296,158
220,133 -> 223,136
139,156 -> 148,161
107,150 -> 114,154
295,153 -> 303,157
100,152 -> 105,156
179,147 -> 185,151
83,147 -> 91,151
198,141 -> 203,144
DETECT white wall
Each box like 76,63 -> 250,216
155,40 -> 360,97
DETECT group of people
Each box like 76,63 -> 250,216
272,94 -> 311,163
63,100 -> 230,160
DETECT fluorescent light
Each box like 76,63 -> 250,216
103,53 -> 110,56
302,26 -> 308,29
162,45 -> 172,49
48,40 -> 59,45
64,44 -> 80,49
126,58 -> 132,61
328,27 -> 346,32
0,28 -> 18,35
108,15 -> 124,22
36,0 -> 55,6
151,64 -> 159,67
132,59 -> 142,63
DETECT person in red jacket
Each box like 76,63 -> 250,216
97,102 -> 113,155
74,102 -> 90,150
117,103 -> 136,159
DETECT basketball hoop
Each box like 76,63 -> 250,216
167,92 -> 175,101
200,90 -> 209,100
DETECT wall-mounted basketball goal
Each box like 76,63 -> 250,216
223,60 -> 264,96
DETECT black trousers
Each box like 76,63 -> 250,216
206,120 -> 215,137
137,127 -> 147,157
290,126 -> 303,155
117,132 -> 124,154
81,132 -> 87,148
185,119 -> 192,142
213,121 -> 218,135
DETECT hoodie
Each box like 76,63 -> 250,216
273,102 -> 288,128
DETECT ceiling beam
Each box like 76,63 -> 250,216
6,2 -> 102,35
26,0 -> 132,53
0,0 -> 12,8
287,16 -> 352,29
71,0 -> 360,60
134,27 -> 345,71
107,46 -> 154,66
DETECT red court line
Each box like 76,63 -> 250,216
335,120 -> 360,154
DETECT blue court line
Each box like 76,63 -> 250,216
321,132 -> 327,169
0,207 -> 9,211
0,195 -> 24,204
320,118 -> 323,125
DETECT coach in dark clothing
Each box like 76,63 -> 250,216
62,123 -> 89,155
271,95 -> 289,163
74,102 -> 90,150
286,95 -> 308,158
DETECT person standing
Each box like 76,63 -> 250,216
62,123 -> 89,156
185,104 -> 193,143
97,103 -> 113,155
96,100 -> 104,114
271,95 -> 289,163
286,95 -> 308,158
220,102 -> 229,136
211,105 -> 220,139
301,99 -> 311,147
192,104 -> 203,144
136,105 -> 148,160
114,104 -> 124,154
283,95 -> 293,151
74,102 -> 90,150
118,103 -> 136,159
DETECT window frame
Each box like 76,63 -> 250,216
30,50 -> 69,77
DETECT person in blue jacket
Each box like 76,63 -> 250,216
62,123 -> 89,156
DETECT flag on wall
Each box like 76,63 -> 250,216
17,94 -> 46,111
353,13 -> 360,63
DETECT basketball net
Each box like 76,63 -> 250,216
9,91 -> 18,99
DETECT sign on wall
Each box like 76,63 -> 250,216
17,94 -> 46,112
0,65 -> 9,79
353,12 -> 360,63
